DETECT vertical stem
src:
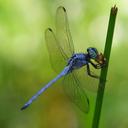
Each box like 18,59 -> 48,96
92,5 -> 118,128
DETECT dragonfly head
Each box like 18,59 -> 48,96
97,53 -> 106,66
87,47 -> 98,59
87,47 -> 106,65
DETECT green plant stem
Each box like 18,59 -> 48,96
92,5 -> 118,128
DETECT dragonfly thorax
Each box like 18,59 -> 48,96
68,53 -> 89,70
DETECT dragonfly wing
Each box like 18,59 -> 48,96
45,6 -> 74,73
56,6 -> 74,58
63,72 -> 89,113
45,28 -> 67,73
73,66 -> 100,92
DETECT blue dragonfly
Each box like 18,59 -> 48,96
21,6 -> 106,113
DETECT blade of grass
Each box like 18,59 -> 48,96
92,5 -> 118,128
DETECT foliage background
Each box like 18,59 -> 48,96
0,0 -> 128,128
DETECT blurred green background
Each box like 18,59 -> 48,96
0,0 -> 128,128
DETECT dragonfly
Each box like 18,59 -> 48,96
21,6 -> 106,113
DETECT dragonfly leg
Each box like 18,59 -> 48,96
89,60 -> 102,69
87,64 -> 99,79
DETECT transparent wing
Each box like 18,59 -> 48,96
45,6 -> 74,73
63,72 -> 89,113
56,6 -> 74,58
45,28 -> 67,73
73,66 -> 100,92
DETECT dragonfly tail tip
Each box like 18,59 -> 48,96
21,104 -> 29,111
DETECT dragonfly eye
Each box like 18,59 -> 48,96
87,47 -> 98,59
